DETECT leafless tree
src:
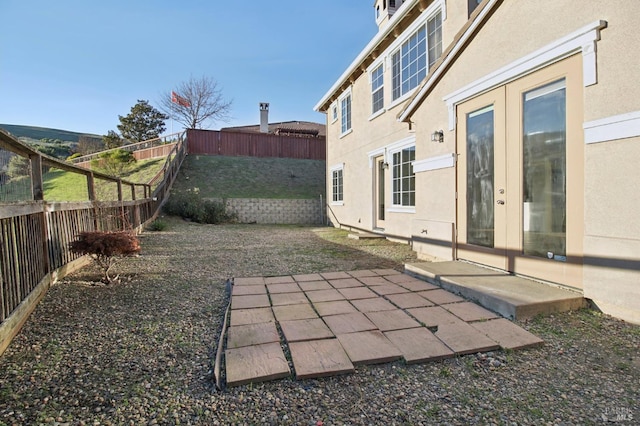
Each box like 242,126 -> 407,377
158,76 -> 233,130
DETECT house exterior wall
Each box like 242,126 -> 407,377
320,0 -> 640,323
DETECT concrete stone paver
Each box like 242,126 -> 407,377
408,305 -> 464,328
385,292 -> 434,309
384,328 -> 455,363
320,271 -> 351,280
225,342 -> 290,387
365,309 -> 421,332
272,303 -> 317,321
234,277 -> 265,286
323,312 -> 377,335
270,292 -> 309,306
266,282 -> 301,294
337,286 -> 378,300
358,276 -> 390,286
225,270 -> 544,387
350,297 -> 398,313
279,318 -> 334,342
232,285 -> 267,296
313,300 -> 358,316
348,270 -> 380,278
292,273 -> 324,282
397,280 -> 440,292
298,280 -> 332,291
289,339 -> 354,379
230,307 -> 274,326
445,301 -> 499,322
336,330 -> 402,365
371,284 -> 411,295
419,289 -> 466,304
435,320 -> 501,355
471,318 -> 544,350
227,322 -> 281,349
305,289 -> 345,303
265,275 -> 295,284
329,278 -> 364,289
231,294 -> 271,310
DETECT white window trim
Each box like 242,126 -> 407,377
330,164 -> 345,205
369,59 -> 386,119
443,20 -> 607,130
338,87 -> 353,137
584,110 -> 640,144
330,102 -> 338,124
367,147 -> 387,168
413,153 -> 455,173
389,137 -> 416,211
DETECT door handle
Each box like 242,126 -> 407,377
497,200 -> 505,205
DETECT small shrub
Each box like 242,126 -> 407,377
147,219 -> 167,231
163,190 -> 236,224
91,149 -> 136,177
69,231 -> 141,284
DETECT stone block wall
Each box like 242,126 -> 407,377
218,198 -> 324,225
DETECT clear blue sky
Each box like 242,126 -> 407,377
0,1 -> 377,136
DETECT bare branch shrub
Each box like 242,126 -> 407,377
69,231 -> 141,284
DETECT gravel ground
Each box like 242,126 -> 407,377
0,217 -> 638,425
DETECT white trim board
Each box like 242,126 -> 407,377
584,111 -> 640,144
413,153 -> 455,173
442,20 -> 607,130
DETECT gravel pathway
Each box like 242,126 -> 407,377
0,217 -> 638,425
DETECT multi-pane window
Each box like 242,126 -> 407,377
428,11 -> 442,68
392,11 -> 442,100
341,93 -> 352,134
331,104 -> 338,122
392,146 -> 415,206
371,64 -> 384,114
332,168 -> 343,202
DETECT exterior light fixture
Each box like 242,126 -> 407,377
431,130 -> 444,143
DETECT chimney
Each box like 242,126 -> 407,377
259,102 -> 269,133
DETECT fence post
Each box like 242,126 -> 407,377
29,154 -> 44,201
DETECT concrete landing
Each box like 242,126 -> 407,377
405,261 -> 586,320
347,231 -> 386,240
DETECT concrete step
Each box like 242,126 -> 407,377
347,231 -> 385,240
404,261 -> 586,320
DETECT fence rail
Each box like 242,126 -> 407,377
0,129 -> 186,355
186,129 -> 326,160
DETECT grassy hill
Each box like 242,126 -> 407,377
0,124 -> 99,143
172,155 -> 326,199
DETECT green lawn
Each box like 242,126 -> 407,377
42,158 -> 166,202
171,155 -> 326,199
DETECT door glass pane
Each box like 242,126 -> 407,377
466,105 -> 495,248
522,79 -> 566,260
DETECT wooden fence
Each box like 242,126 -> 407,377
0,130 -> 186,355
187,129 -> 326,160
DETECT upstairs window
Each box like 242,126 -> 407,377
468,0 -> 482,17
371,64 -> 384,114
340,92 -> 352,135
428,11 -> 442,68
391,9 -> 442,101
331,103 -> 338,123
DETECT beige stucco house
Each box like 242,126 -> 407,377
315,0 -> 640,323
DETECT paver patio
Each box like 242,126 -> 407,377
224,269 -> 544,387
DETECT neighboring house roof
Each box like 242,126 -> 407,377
221,121 -> 326,138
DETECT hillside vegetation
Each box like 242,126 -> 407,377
0,124 -> 98,143
172,155 -> 326,199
